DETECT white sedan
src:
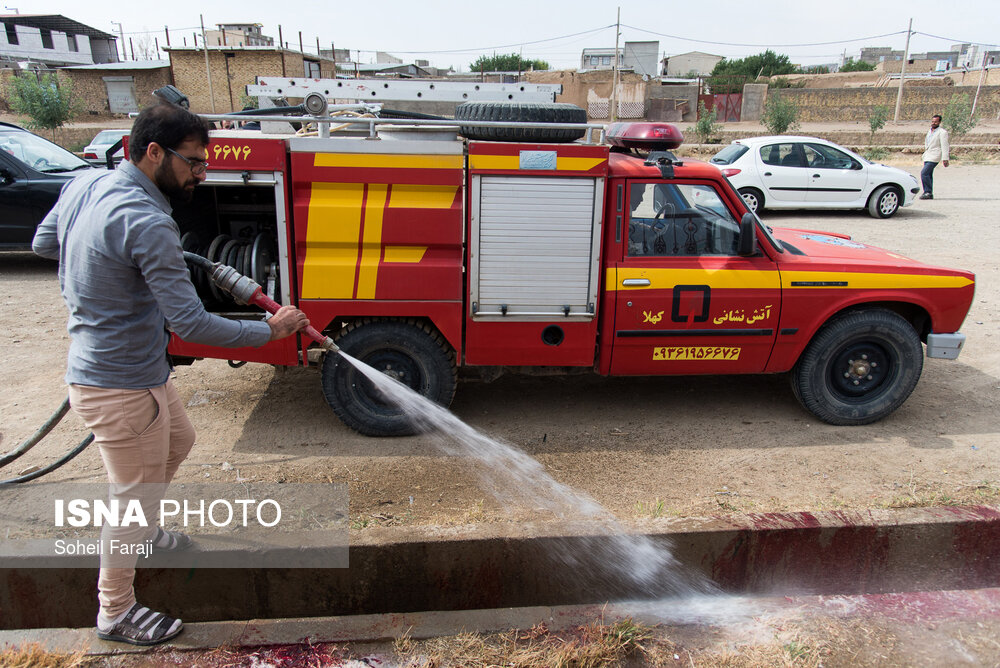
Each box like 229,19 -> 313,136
710,136 -> 920,218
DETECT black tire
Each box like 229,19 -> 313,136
791,309 -> 923,425
868,184 -> 901,218
738,187 -> 764,214
321,318 -> 457,437
455,102 -> 587,143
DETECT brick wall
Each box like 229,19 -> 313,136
770,85 -> 1000,122
168,48 -> 335,113
1,67 -> 170,115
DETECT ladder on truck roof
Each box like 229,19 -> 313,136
246,77 -> 562,103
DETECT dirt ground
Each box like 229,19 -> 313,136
1,162 -> 998,535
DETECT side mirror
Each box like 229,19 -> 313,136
738,212 -> 758,256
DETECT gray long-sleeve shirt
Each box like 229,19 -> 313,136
33,160 -> 271,389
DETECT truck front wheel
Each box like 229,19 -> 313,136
321,319 -> 457,436
791,309 -> 923,425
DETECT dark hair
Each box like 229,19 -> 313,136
932,114 -> 943,121
129,102 -> 210,163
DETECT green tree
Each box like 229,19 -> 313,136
470,53 -> 549,72
707,50 -> 797,94
941,93 -> 977,139
761,93 -> 800,135
694,100 -> 722,144
839,59 -> 876,72
6,72 -> 81,138
867,105 -> 891,142
797,65 -> 830,75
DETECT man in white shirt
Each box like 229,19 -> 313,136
920,114 -> 949,199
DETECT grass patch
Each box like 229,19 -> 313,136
0,643 -> 92,668
634,498 -> 665,518
397,618 -> 652,667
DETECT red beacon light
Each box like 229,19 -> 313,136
606,122 -> 684,151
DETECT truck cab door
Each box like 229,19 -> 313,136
609,180 -> 780,376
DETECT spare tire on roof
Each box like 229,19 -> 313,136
455,102 -> 588,143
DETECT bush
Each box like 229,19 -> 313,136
862,146 -> 890,161
761,94 -> 799,135
867,105 -> 890,142
694,101 -> 722,144
840,59 -> 876,72
6,72 -> 81,137
941,93 -> 977,139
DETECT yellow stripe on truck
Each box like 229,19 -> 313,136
302,182 -> 364,299
609,268 -> 780,290
388,184 -> 459,209
468,154 -> 605,171
608,268 -> 972,291
782,271 -> 973,290
357,184 -> 387,299
314,153 -> 464,170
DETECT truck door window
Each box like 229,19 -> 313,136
627,183 -> 740,257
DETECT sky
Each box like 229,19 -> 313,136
9,0 -> 1000,71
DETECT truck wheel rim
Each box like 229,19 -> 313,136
828,342 -> 892,399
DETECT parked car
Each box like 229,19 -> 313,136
82,128 -> 128,167
711,136 -> 920,218
0,122 -> 95,250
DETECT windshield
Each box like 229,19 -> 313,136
710,143 -> 749,165
91,130 -> 128,146
0,129 -> 91,173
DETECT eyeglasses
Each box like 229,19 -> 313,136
166,147 -> 209,175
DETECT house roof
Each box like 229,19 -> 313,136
59,59 -> 169,70
0,14 -> 116,40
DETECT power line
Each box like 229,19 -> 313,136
384,24 -> 615,55
621,24 -> 908,48
912,31 -> 1000,49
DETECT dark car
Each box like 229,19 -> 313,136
0,121 -> 95,250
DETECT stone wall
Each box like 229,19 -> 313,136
770,85 -> 1000,122
0,67 -> 170,116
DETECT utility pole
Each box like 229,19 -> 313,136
610,6 -> 621,123
893,18 -> 912,124
111,21 -> 125,61
200,14 -> 217,112
971,51 -> 988,117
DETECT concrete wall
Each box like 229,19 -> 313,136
665,52 -> 722,77
647,83 -> 698,122
0,23 -> 97,66
770,85 -> 1000,122
740,83 -> 768,122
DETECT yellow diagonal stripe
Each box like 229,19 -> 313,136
357,185 -> 387,299
388,184 -> 459,209
384,246 -> 427,263
557,156 -> 606,171
302,182 -> 364,299
782,271 -> 974,289
314,153 -> 464,170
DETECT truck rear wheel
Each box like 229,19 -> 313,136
455,102 -> 587,143
791,309 -> 923,425
321,318 -> 457,437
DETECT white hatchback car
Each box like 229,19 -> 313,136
82,129 -> 128,167
711,136 -> 920,218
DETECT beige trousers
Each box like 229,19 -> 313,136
68,379 -> 196,619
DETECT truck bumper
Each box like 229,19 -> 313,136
926,332 -> 966,360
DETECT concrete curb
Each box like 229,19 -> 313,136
2,506 -> 998,632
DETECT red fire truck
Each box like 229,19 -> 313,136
163,92 -> 973,436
